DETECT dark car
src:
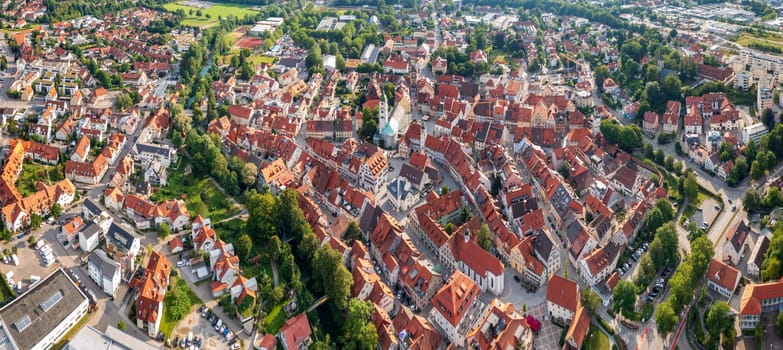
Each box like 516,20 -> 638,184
513,275 -> 521,283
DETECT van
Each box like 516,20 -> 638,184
11,254 -> 19,266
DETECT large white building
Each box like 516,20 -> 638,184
87,249 -> 122,297
742,123 -> 769,145
0,268 -> 89,350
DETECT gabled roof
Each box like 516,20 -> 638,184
546,274 -> 579,313
431,270 -> 479,327
706,258 -> 740,293
278,314 -> 312,349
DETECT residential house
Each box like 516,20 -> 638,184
748,236 -> 770,278
546,274 -> 580,326
87,249 -> 122,297
724,221 -> 749,266
278,314 -> 312,350
143,161 -> 168,187
662,101 -> 680,133
642,112 -> 659,134
191,216 -> 215,253
131,251 -> 171,337
563,306 -> 590,350
105,223 -> 141,271
739,280 -> 783,329
132,143 -> 177,168
706,258 -> 741,299
429,270 -> 483,348
65,155 -> 108,184
71,136 -> 90,162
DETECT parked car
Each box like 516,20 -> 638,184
513,275 -> 521,283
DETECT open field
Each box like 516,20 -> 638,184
163,2 -> 259,28
150,159 -> 241,222
583,325 -> 610,350
735,32 -> 783,53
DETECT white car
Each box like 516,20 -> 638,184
177,260 -> 187,268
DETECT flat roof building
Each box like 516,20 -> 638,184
65,325 -> 158,350
0,268 -> 89,350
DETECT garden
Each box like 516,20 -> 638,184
150,159 -> 242,222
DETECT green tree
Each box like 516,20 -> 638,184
613,280 -> 637,319
689,236 -> 714,284
649,223 -> 679,270
705,301 -> 732,343
445,223 -> 454,235
644,143 -> 654,159
50,203 -> 62,218
312,245 -> 352,310
655,199 -> 674,221
744,189 -> 761,213
763,108 -> 776,131
684,171 -> 698,202
634,253 -> 657,289
582,287 -> 602,315
663,74 -> 682,100
343,221 -> 362,245
117,320 -> 126,331
440,185 -> 450,195
340,300 -> 379,350
236,234 -> 253,260
241,163 -> 258,188
751,160 -> 764,181
157,222 -> 171,239
246,190 -> 278,241
476,224 -> 491,251
30,214 -> 42,229
165,280 -> 192,321
655,302 -> 678,337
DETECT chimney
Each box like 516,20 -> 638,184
464,229 -> 470,243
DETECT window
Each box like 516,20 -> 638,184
14,315 -> 31,332
41,290 -> 64,312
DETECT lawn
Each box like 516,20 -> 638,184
16,162 -> 58,197
163,2 -> 259,28
735,32 -> 783,53
151,159 -> 241,222
263,304 -> 286,333
582,325 -> 610,350
159,276 -> 201,338
214,219 -> 273,278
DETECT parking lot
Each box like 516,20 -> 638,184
170,306 -> 237,350
0,237 -> 60,294
689,197 -> 721,230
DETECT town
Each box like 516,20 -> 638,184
1,0 -> 783,349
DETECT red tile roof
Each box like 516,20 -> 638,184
431,270 -> 479,327
546,274 -> 580,313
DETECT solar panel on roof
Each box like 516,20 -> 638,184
40,290 -> 63,312
14,315 -> 30,332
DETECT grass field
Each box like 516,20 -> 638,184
583,325 -> 610,350
160,276 -> 201,338
263,304 -> 286,333
735,32 -> 783,53
16,163 -> 57,197
150,159 -> 241,222
163,2 -> 259,28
